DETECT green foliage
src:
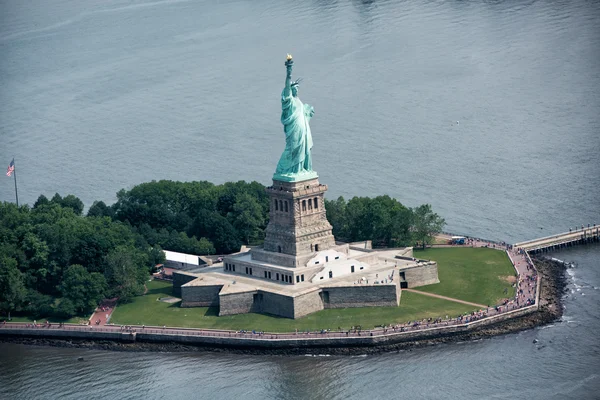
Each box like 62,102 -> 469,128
87,201 -> 115,218
230,192 -> 265,244
134,224 -> 215,255
113,180 -> 268,254
0,257 -> 27,319
55,298 -> 77,319
24,289 -> 54,319
412,204 -> 446,249
325,195 -> 414,247
33,194 -> 50,209
104,246 -> 148,302
43,193 -> 85,215
60,195 -> 85,216
189,211 -> 241,254
148,245 -> 166,267
0,199 -> 153,319
59,264 -> 107,314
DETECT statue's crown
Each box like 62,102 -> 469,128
291,78 -> 302,87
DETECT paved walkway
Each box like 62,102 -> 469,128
89,298 -> 117,326
404,289 -> 487,308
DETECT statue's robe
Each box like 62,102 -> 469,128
275,89 -> 314,176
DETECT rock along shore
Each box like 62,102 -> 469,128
0,257 -> 566,356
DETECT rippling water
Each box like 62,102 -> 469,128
0,0 -> 599,398
2,246 -> 600,400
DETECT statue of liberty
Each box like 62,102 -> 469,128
273,55 -> 318,182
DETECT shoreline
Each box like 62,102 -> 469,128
0,257 -> 566,355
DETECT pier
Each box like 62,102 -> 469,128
515,225 -> 599,253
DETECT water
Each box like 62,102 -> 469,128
2,247 -> 600,400
0,0 -> 599,398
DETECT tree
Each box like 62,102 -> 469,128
112,181 -> 185,230
47,193 -> 84,215
55,298 -> 76,319
0,257 -> 26,320
21,233 -> 50,290
24,289 -> 54,318
325,196 -> 349,240
87,201 -> 115,218
59,264 -> 107,314
411,204 -> 446,249
230,192 -> 265,244
189,211 -> 241,254
60,195 -> 84,216
325,196 -> 414,247
104,246 -> 148,302
33,194 -> 50,209
111,180 -> 269,253
148,245 -> 166,267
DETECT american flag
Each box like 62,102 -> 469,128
6,159 -> 14,177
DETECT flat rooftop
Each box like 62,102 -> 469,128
181,258 -> 428,297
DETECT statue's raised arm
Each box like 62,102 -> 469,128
273,55 -> 317,183
284,54 -> 293,98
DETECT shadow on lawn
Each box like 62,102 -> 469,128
191,307 -> 292,320
146,286 -> 172,296
204,307 -> 219,316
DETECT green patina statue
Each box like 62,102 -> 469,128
273,55 -> 319,182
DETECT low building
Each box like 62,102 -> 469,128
163,250 -> 212,271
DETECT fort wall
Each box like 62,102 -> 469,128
219,291 -> 257,316
172,271 -> 200,297
180,285 -> 221,307
322,283 -> 400,309
293,290 -> 325,318
404,262 -> 439,287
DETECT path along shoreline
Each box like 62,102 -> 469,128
0,252 -> 567,355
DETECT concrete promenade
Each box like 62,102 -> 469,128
1,237 -> 543,349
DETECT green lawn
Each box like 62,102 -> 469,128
414,247 -> 516,306
7,315 -> 88,324
111,247 -> 514,332
111,280 -> 477,332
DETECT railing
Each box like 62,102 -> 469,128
515,225 -> 599,247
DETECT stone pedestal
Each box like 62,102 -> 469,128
251,177 -> 336,268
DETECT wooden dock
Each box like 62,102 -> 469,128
515,225 -> 600,253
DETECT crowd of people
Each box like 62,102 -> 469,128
20,320 -> 64,329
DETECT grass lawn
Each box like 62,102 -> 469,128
6,315 -> 88,324
111,280 -> 477,332
414,247 -> 516,306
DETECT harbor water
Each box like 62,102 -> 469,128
0,0 -> 599,398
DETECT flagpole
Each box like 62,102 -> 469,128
12,158 -> 19,207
